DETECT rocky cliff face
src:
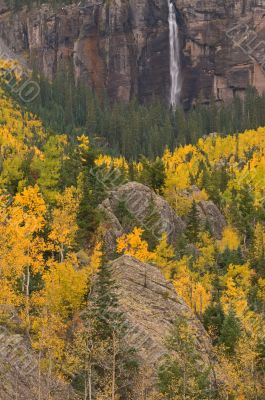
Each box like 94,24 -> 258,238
178,0 -> 265,106
100,181 -> 186,253
0,326 -> 78,400
0,0 -> 264,106
111,255 -> 222,397
99,181 -> 226,252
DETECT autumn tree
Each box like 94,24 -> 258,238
49,186 -> 79,262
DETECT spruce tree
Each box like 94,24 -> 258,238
203,302 -> 225,344
158,316 -> 213,399
90,263 -> 125,339
236,184 -> 256,244
185,200 -> 201,243
88,262 -> 138,398
219,307 -> 241,355
76,146 -> 102,245
139,156 -> 166,193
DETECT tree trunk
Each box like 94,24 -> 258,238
112,333 -> 116,400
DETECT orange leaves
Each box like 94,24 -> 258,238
0,186 -> 47,315
117,227 -> 154,262
218,226 -> 240,252
220,264 -> 255,319
49,187 -> 79,261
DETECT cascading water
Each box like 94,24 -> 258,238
168,0 -> 181,107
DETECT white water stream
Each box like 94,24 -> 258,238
168,0 -> 181,107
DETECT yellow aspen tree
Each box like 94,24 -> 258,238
41,254 -> 88,319
0,186 -> 46,328
218,226 -> 240,252
49,186 -> 79,262
116,227 -> 154,262
13,185 -> 46,330
220,264 -> 254,319
152,233 -> 176,279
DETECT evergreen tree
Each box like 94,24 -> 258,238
88,262 -> 138,399
219,307 -> 241,355
139,156 -> 166,193
76,146 -> 102,245
91,263 -> 124,338
203,302 -> 225,344
218,247 -> 244,270
158,316 -> 214,399
236,184 -> 256,244
185,200 -> 201,243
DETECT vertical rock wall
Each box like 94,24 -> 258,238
0,0 -> 264,106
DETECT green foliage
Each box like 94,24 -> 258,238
158,316 -> 213,399
185,200 -> 201,243
236,185 -> 256,243
139,156 -> 166,193
76,147 -> 103,246
203,302 -> 225,343
200,165 -> 230,207
31,135 -> 66,202
24,67 -> 265,159
90,263 -> 125,339
219,308 -> 241,355
218,248 -> 244,270
87,262 -> 139,397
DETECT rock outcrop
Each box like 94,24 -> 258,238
100,181 -> 185,252
111,255 -> 221,396
197,199 -> 226,239
178,185 -> 226,239
99,182 -> 226,254
0,326 -> 77,400
0,0 -> 264,106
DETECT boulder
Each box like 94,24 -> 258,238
0,326 -> 78,400
111,255 -> 222,397
197,200 -> 226,239
100,181 -> 185,253
179,186 -> 226,239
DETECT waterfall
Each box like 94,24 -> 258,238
168,0 -> 181,107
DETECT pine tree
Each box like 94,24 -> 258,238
203,302 -> 225,343
158,316 -> 213,399
87,262 -> 138,399
219,307 -> 241,355
185,200 -> 201,243
236,184 -> 256,244
139,156 -> 166,194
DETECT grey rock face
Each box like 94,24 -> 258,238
0,0 -> 170,103
197,200 -> 226,239
178,0 -> 265,107
0,0 -> 264,105
0,326 -> 77,400
100,181 -> 185,252
179,186 -> 226,239
111,255 -> 221,396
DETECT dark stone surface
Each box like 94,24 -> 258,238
0,0 -> 264,105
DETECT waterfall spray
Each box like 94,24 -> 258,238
168,0 -> 181,107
